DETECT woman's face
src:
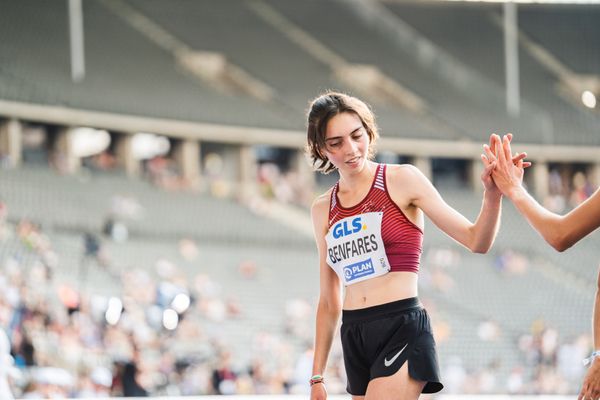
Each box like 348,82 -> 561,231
323,112 -> 370,173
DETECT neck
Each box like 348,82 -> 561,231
338,161 -> 377,190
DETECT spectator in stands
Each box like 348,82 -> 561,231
0,327 -> 15,399
570,171 -> 593,208
305,92 -> 526,400
211,351 -> 237,395
121,360 -> 148,397
484,133 -> 600,400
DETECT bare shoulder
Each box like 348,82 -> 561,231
386,164 -> 433,206
311,189 -> 332,238
311,189 -> 332,220
386,163 -> 427,185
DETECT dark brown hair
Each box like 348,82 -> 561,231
306,91 -> 379,174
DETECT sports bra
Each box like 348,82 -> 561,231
326,164 -> 423,285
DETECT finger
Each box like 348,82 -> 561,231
481,158 -> 494,174
512,152 -> 528,164
495,135 -> 507,164
481,154 -> 491,166
484,160 -> 496,174
507,132 -> 513,142
483,144 -> 496,161
492,133 -> 502,157
522,161 -> 532,168
517,159 -> 524,169
487,134 -> 497,156
580,384 -> 589,400
481,161 -> 496,180
502,134 -> 512,162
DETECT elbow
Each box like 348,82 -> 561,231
546,217 -> 577,252
466,226 -> 496,254
471,245 -> 491,254
548,232 -> 573,253
468,236 -> 494,254
549,238 -> 571,253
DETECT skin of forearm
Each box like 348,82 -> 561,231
508,186 -> 569,251
594,291 -> 600,351
594,269 -> 600,351
312,302 -> 341,375
469,190 -> 502,253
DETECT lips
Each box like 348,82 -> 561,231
345,156 -> 361,167
346,156 -> 360,164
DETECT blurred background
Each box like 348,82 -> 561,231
0,0 -> 599,398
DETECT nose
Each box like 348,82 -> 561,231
344,137 -> 358,154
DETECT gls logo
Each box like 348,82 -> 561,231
332,217 -> 365,239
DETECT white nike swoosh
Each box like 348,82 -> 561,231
384,343 -> 408,367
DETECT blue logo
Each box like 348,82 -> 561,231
343,258 -> 375,282
332,217 -> 363,239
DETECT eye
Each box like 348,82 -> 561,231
352,128 -> 365,140
328,141 -> 342,148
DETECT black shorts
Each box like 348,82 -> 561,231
340,297 -> 443,396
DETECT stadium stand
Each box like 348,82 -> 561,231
0,0 -> 598,396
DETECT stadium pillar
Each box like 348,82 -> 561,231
114,134 -> 140,177
412,156 -> 432,181
469,158 -> 484,193
532,160 -> 549,201
238,144 -> 257,199
0,118 -> 22,167
504,1 -> 520,117
173,139 -> 201,189
54,128 -> 81,174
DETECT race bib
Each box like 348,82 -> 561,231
325,212 -> 390,286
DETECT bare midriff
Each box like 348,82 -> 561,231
343,271 -> 418,310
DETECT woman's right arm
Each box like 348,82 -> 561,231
489,134 -> 600,251
310,195 -> 342,400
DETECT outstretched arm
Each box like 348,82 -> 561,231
393,162 -> 502,254
488,134 -> 600,251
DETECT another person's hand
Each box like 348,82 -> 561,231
310,382 -> 327,400
579,357 -> 600,400
482,133 -> 530,198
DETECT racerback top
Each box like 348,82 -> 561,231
328,164 -> 423,274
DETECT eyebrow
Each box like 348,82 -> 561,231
325,126 -> 363,142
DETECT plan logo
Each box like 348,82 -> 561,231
343,258 -> 374,282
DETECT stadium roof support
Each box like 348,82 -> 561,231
0,99 -> 598,163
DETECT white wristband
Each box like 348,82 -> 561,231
583,351 -> 600,366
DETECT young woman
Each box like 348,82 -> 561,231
483,133 -> 600,400
306,92 -> 522,400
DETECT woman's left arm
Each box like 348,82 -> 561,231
391,163 -> 501,254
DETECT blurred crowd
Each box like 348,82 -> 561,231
0,208 -> 593,397
0,156 -> 596,398
0,210 -> 322,398
543,168 -> 596,213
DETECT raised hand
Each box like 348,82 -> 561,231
480,134 -> 498,194
482,133 -> 531,198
